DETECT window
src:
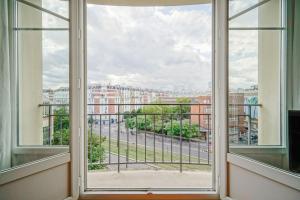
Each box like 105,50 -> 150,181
85,1 -> 214,191
0,0 -> 70,172
227,0 -> 300,174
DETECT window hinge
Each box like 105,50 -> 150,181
78,127 -> 81,138
77,78 -> 81,89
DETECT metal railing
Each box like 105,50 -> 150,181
228,104 -> 262,145
87,103 -> 212,172
39,104 -> 69,145
39,103 -> 262,171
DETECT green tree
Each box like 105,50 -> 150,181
52,107 -> 70,145
88,133 -> 106,170
53,107 -> 69,132
165,120 -> 199,139
52,129 -> 69,145
51,108 -> 106,170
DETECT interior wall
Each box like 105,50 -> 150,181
228,163 -> 300,200
0,163 -> 70,200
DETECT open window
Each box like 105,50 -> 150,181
227,0 -> 298,173
83,0 -> 216,193
0,0 -> 70,172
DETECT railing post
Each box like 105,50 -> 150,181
135,115 -> 138,162
179,104 -> 183,173
170,114 -> 173,163
248,105 -> 251,145
90,115 -> 93,168
126,117 -> 129,168
189,113 -> 191,164
161,112 -> 164,162
153,115 -> 156,163
60,115 -> 63,145
48,105 -> 52,145
207,115 -> 210,165
99,115 -> 102,166
144,114 -> 147,162
109,115 -> 111,164
198,104 -> 201,164
117,105 -> 120,173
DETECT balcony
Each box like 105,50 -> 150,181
40,103 -> 261,190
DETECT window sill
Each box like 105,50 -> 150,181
227,153 -> 300,191
0,152 -> 70,186
80,192 -> 219,200
12,146 -> 69,154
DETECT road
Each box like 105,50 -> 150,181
88,122 -> 213,163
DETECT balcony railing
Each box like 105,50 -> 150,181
87,103 -> 212,172
39,103 -> 261,172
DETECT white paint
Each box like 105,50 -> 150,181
18,0 -> 43,145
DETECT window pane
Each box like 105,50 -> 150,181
22,0 -> 69,18
0,0 -> 69,172
229,0 -> 259,18
17,1 -> 68,29
86,3 -> 214,190
227,0 -> 300,174
229,0 -> 282,28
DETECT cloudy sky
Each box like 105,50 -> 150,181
41,1 -> 265,92
86,4 -> 212,94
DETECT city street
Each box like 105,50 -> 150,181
88,122 -> 212,164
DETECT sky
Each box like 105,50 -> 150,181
40,0 -> 266,93
86,4 -> 212,95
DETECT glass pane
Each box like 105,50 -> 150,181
23,0 -> 69,18
226,0 -> 300,175
0,0 -> 69,172
229,29 -> 282,147
17,1 -> 68,29
229,0 -> 259,18
17,29 -> 69,146
229,0 -> 282,28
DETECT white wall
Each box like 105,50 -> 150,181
0,163 -> 70,200
228,163 -> 300,200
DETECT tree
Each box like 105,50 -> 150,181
88,133 -> 106,170
51,108 -> 106,170
53,107 -> 69,132
52,129 -> 69,145
165,120 -> 199,139
52,108 -> 70,145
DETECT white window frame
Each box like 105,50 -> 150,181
225,0 -> 300,195
0,0 -> 73,192
73,0 -> 229,199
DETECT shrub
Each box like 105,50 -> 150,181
88,133 -> 106,170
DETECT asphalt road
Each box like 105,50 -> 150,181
89,122 -> 212,163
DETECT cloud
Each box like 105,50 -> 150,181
41,1 -> 69,89
40,1 -> 262,93
86,4 -> 212,95
229,30 -> 258,89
